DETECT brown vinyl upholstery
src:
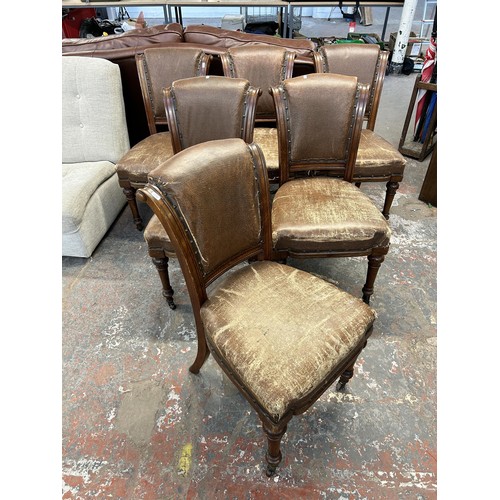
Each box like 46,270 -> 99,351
271,73 -> 391,304
221,46 -> 296,182
314,44 -> 406,218
138,138 -> 376,476
143,76 -> 260,307
116,46 -> 212,230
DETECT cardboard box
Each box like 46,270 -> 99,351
389,31 -> 429,58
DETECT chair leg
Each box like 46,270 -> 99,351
355,182 -> 361,188
336,337 -> 368,391
362,253 -> 385,304
336,362 -> 356,391
262,422 -> 287,477
151,257 -> 176,310
189,324 -> 210,374
123,187 -> 144,231
382,181 -> 400,220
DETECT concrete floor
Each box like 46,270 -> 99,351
62,56 -> 437,497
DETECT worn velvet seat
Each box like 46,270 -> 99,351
116,46 -> 211,230
271,73 -> 391,304
138,138 -> 376,476
221,45 -> 295,182
143,76 -> 260,307
314,44 -> 406,218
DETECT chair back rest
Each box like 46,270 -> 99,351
221,46 -> 295,121
139,139 -> 271,296
271,73 -> 369,184
164,76 -> 260,154
62,56 -> 130,164
137,46 -> 211,134
314,44 -> 388,130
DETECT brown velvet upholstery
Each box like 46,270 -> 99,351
252,128 -> 280,177
314,44 -> 384,129
137,138 -> 376,476
221,46 -> 295,120
143,76 -> 260,306
314,44 -> 406,218
116,133 -> 174,185
202,260 -> 375,421
221,46 -> 295,182
271,73 -> 391,304
116,46 -> 212,230
272,178 -> 390,253
164,76 -> 258,153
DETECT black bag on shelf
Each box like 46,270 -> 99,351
79,17 -> 122,38
244,21 -> 279,36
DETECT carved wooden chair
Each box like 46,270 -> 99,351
137,138 -> 376,476
221,45 -> 296,183
314,44 -> 406,218
143,76 -> 260,308
271,73 -> 391,304
116,46 -> 212,230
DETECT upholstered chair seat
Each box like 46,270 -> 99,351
252,127 -> 280,179
143,214 -> 175,255
272,177 -> 391,254
201,260 -> 375,422
355,129 -> 406,178
116,132 -> 175,186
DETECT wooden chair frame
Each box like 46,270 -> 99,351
271,76 -> 390,304
118,48 -> 212,230
145,77 -> 261,308
314,46 -> 403,220
137,140 -> 374,476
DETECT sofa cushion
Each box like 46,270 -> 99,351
62,161 -> 116,234
62,57 -> 130,163
184,25 -> 315,59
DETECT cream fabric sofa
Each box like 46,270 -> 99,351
62,56 -> 129,257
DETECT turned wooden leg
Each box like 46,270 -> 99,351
123,187 -> 143,231
262,422 -> 287,477
362,253 -> 385,304
382,181 -> 400,220
151,257 -> 176,310
336,362 -> 355,391
337,341 -> 368,391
